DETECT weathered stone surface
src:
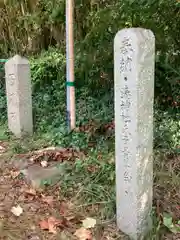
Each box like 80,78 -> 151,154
114,28 -> 155,239
5,55 -> 33,138
21,164 -> 65,189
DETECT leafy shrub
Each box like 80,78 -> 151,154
1,0 -> 180,101
0,47 -> 179,152
154,106 -> 180,151
30,49 -> 66,130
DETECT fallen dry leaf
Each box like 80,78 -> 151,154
11,205 -> 23,216
39,217 -> 64,234
40,160 -> 48,167
10,170 -> 20,179
66,215 -> 76,221
48,217 -> 59,234
74,227 -> 92,240
25,188 -> 37,196
108,157 -> 115,164
29,236 -> 40,240
39,220 -> 49,230
41,195 -> 54,205
59,201 -> 69,216
82,217 -> 96,229
87,165 -> 99,173
29,147 -> 84,164
0,145 -> 5,154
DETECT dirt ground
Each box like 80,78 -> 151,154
0,141 -> 126,240
0,140 -> 179,240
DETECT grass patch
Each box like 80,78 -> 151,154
59,151 -> 115,220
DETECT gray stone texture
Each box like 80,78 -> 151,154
5,55 -> 33,138
21,164 -> 65,189
114,28 -> 155,239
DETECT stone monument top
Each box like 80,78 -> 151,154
6,54 -> 29,65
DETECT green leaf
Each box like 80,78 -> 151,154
163,213 -> 173,228
163,213 -> 180,234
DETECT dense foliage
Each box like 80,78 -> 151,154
1,0 -> 180,102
